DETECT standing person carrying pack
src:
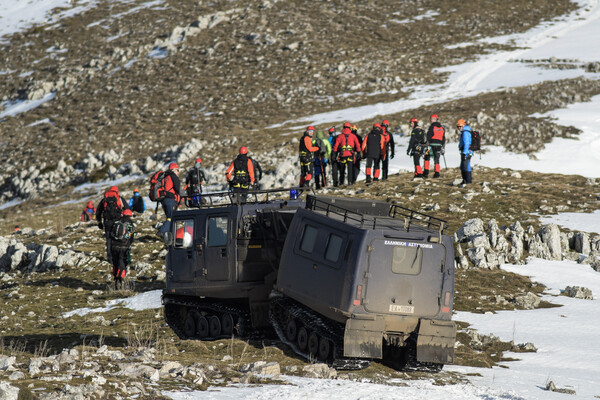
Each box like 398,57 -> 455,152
150,163 -> 183,232
81,200 -> 96,222
110,209 -> 135,290
350,125 -> 363,184
362,123 -> 385,184
332,126 -> 361,186
96,186 -> 127,264
226,146 -> 256,203
128,189 -> 146,214
406,118 -> 428,179
425,114 -> 446,178
185,158 -> 208,206
457,118 -> 473,185
298,126 -> 320,188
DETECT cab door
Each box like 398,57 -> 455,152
203,214 -> 232,281
169,218 -> 196,282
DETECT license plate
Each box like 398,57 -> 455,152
389,304 -> 414,313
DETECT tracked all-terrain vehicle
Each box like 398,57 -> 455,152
163,189 -> 456,371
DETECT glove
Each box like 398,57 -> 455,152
98,222 -> 104,230
391,152 -> 395,159
323,158 -> 328,164
441,147 -> 445,155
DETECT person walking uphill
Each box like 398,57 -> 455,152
129,189 -> 146,214
362,123 -> 385,184
298,126 -> 320,187
96,186 -> 127,264
226,146 -> 256,202
159,162 -> 183,232
457,119 -> 473,185
185,158 -> 208,206
332,126 -> 361,186
81,200 -> 96,222
110,209 -> 135,290
407,118 -> 428,179
380,120 -> 395,180
425,114 -> 446,178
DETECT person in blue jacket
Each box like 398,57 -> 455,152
129,188 -> 146,213
457,119 -> 472,184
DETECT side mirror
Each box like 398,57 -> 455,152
163,231 -> 173,247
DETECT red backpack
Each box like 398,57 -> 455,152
149,171 -> 168,202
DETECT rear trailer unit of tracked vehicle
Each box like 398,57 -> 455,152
269,195 -> 456,371
162,189 -> 303,341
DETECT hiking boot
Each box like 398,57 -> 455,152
366,176 -> 371,184
433,172 -> 440,178
373,178 -> 379,182
423,171 -> 429,178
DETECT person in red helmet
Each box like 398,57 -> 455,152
332,126 -> 361,186
361,123 -> 385,183
407,118 -> 428,179
226,146 -> 256,202
425,114 -> 446,178
298,126 -> 320,187
349,125 -> 363,184
109,208 -> 135,290
380,119 -> 395,180
96,185 -> 128,264
81,200 -> 96,222
159,162 -> 182,225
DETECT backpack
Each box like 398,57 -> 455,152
131,196 -> 144,213
470,131 -> 481,151
149,171 -> 167,202
110,219 -> 133,242
103,196 -> 122,222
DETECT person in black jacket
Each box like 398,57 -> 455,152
110,209 -> 135,290
361,123 -> 385,183
226,147 -> 256,203
185,158 -> 208,206
425,114 -> 446,178
380,119 -> 395,180
250,157 -> 262,189
96,186 -> 128,264
406,118 -> 428,179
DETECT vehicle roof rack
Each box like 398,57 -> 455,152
183,187 -> 304,208
306,195 -> 447,234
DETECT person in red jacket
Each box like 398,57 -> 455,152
226,146 -> 256,203
425,114 -> 446,178
298,126 -> 320,187
332,126 -> 361,186
361,123 -> 385,183
81,200 -> 96,222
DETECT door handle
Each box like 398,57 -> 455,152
221,248 -> 227,257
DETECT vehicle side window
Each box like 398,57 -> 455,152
325,233 -> 344,263
208,216 -> 228,247
391,246 -> 423,275
174,219 -> 194,249
300,225 -> 318,253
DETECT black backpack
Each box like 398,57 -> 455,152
131,196 -> 144,213
103,196 -> 122,222
110,219 -> 133,242
470,131 -> 481,151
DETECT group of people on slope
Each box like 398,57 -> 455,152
299,120 -> 395,188
406,114 -> 473,184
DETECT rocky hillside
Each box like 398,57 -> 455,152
1,0 -> 600,398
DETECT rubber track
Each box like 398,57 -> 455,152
269,296 -> 371,370
163,294 -> 252,341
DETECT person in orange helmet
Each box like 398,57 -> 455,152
298,126 -> 321,187
226,146 -> 256,202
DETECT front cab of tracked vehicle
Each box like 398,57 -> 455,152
163,192 -> 302,330
274,195 -> 456,367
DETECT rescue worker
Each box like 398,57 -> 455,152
457,119 -> 473,185
298,126 -> 320,187
350,125 -> 363,184
128,189 -> 146,213
81,200 -> 96,222
332,126 -> 361,186
313,130 -> 331,189
226,146 -> 256,202
185,158 -> 208,206
380,119 -> 395,180
328,127 -> 340,186
406,118 -> 428,179
110,209 -> 135,290
361,123 -> 385,183
96,186 -> 127,264
250,156 -> 263,190
426,114 -> 446,178
159,163 -> 182,232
